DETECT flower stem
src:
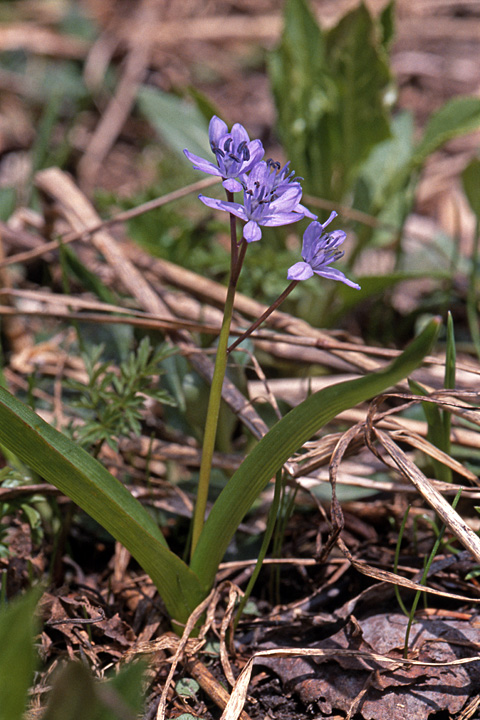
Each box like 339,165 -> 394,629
227,280 -> 298,354
190,194 -> 247,558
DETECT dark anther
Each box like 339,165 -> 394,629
266,158 -> 281,171
224,138 -> 233,152
236,141 -> 250,162
213,147 -> 225,159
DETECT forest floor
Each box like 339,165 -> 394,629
1,1 -> 480,719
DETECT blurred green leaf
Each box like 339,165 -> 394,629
42,663 -> 97,720
379,0 -> 396,50
335,270 -> 449,319
42,660 -> 147,720
175,677 -> 200,699
61,245 -> 118,305
0,590 -> 38,720
353,111 -> 414,222
269,0 -> 391,201
414,97 -> 480,166
0,187 -> 16,221
462,157 -> 480,218
137,86 -> 211,159
461,157 -> 480,359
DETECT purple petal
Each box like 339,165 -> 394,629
230,123 -> 249,146
263,211 -> 304,227
270,185 -> 303,213
243,220 -> 262,242
209,116 -> 228,146
321,210 -> 338,230
246,139 -> 265,166
302,221 -> 324,262
287,262 -> 314,281
183,149 -> 222,177
198,195 -> 248,221
323,229 -> 347,247
222,178 -> 243,192
247,161 -> 269,185
296,202 -> 317,220
314,267 -> 361,289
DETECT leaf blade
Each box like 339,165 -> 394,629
0,390 -> 204,623
191,318 -> 441,587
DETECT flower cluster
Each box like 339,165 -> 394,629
185,116 -> 315,243
184,116 -> 359,289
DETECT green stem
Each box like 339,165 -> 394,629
403,488 -> 462,658
190,196 -> 247,558
233,469 -> 283,630
227,280 -> 299,354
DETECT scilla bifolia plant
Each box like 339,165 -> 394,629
0,116 -> 440,629
184,116 -> 360,554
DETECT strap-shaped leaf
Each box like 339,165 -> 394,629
0,589 -> 39,720
0,390 -> 204,623
191,318 -> 440,587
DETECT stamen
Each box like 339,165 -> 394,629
266,158 -> 281,171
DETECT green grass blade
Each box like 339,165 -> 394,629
442,312 -> 456,474
0,590 -> 39,720
444,311 -> 456,391
0,389 -> 204,623
191,318 -> 441,587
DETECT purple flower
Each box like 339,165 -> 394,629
199,160 -> 316,243
287,212 -> 361,289
265,160 -> 316,220
184,115 -> 264,193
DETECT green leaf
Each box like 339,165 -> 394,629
462,157 -> 480,218
333,270 -> 449,318
409,377 -> 448,459
414,97 -> 480,166
137,86 -> 211,159
379,0 -> 395,50
42,663 -> 98,720
269,0 -> 391,201
176,677 -> 200,699
268,0 -> 332,197
60,245 -> 118,305
42,660 -> 147,720
353,110 -> 415,218
0,590 -> 39,720
0,389 -> 204,623
191,318 -> 441,587
325,3 -> 391,193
